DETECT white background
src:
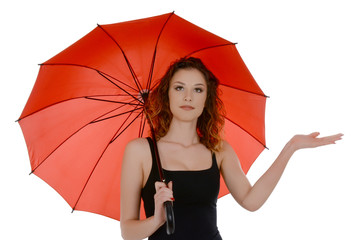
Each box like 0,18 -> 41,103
1,0 -> 359,239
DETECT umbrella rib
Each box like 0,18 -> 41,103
84,93 -> 137,98
85,96 -> 140,106
110,110 -> 143,143
90,107 -> 143,124
85,96 -> 142,124
184,42 -> 237,58
18,94 -> 137,122
18,97 -> 92,121
109,100 -> 144,144
224,116 -> 268,149
40,63 -> 138,92
72,109 -> 143,212
97,24 -> 143,92
146,11 -> 175,91
29,103 -> 130,174
220,83 -> 269,98
96,70 -> 141,103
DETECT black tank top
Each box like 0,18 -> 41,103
141,137 -> 222,240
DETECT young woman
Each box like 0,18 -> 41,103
120,57 -> 343,240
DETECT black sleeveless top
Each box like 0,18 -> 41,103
141,138 -> 222,240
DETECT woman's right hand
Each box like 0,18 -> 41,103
154,181 -> 174,226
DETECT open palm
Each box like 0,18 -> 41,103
290,132 -> 343,150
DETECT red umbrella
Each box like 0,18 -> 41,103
18,12 -> 267,221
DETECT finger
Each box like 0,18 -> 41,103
155,181 -> 167,192
156,186 -> 173,194
333,133 -> 344,139
168,181 -> 173,190
154,189 -> 174,203
155,183 -> 174,199
309,132 -> 320,138
308,135 -> 341,148
321,133 -> 344,144
167,181 -> 175,201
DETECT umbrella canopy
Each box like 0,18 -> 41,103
18,12 -> 267,221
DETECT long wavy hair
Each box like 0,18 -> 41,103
145,57 -> 225,152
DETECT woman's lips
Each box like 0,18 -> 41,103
180,105 -> 195,110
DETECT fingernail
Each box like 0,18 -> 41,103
171,198 -> 175,201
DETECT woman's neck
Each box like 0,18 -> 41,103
160,119 -> 199,147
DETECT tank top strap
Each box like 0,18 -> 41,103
146,137 -> 157,166
211,152 -> 220,172
145,137 -> 162,183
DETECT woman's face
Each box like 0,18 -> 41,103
168,68 -> 207,122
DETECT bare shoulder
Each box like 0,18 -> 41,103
125,138 -> 150,152
122,138 -> 153,188
221,140 -> 234,151
123,138 -> 151,165
217,140 -> 237,159
216,140 -> 240,168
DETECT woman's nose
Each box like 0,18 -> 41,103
184,90 -> 192,101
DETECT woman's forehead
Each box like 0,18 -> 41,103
170,68 -> 206,85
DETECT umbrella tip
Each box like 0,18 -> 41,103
29,170 -> 34,175
72,208 -> 75,213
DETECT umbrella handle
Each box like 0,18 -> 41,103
164,200 -> 175,235
146,127 -> 175,234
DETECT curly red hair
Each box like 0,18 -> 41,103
146,57 -> 225,152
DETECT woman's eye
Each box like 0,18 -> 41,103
194,88 -> 203,93
175,86 -> 184,91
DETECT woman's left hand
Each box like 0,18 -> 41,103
290,132 -> 343,151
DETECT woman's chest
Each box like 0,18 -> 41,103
157,144 -> 213,171
163,163 -> 220,204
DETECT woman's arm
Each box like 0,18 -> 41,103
120,139 -> 159,240
120,138 -> 173,240
221,132 -> 343,212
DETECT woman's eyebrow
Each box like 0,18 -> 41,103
172,81 -> 205,86
172,81 -> 185,85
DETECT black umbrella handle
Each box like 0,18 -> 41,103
164,200 -> 175,235
148,126 -> 175,235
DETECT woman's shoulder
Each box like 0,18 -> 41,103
126,138 -> 149,151
215,140 -> 237,161
122,138 -> 152,161
216,139 -> 235,153
126,137 -> 149,147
